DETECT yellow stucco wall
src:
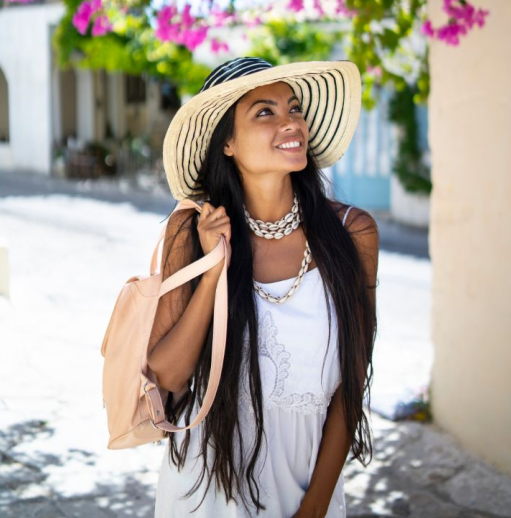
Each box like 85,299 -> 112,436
428,0 -> 511,474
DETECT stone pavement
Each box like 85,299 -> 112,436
2,414 -> 511,517
1,170 -> 510,518
344,415 -> 511,517
0,420 -> 157,518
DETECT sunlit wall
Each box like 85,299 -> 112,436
428,0 -> 511,474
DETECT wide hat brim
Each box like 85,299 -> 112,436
163,60 -> 362,201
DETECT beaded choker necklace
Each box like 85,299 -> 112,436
243,194 -> 312,304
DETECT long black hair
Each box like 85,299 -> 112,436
162,100 -> 376,513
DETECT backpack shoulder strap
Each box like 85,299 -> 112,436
144,199 -> 231,434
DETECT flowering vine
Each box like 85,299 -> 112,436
4,0 -> 490,54
45,0 -> 492,116
154,5 -> 208,52
421,0 -> 489,46
1,0 -> 490,193
72,0 -> 112,36
63,0 -> 489,53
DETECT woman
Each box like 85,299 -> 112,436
147,57 -> 379,517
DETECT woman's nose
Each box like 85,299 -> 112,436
279,114 -> 301,131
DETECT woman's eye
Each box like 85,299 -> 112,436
256,108 -> 272,117
256,105 -> 303,117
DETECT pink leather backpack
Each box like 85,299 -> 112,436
100,199 -> 230,449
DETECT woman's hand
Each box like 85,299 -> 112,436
197,202 -> 231,282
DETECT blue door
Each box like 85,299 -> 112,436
332,86 -> 395,211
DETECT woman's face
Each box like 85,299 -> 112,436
223,81 -> 309,179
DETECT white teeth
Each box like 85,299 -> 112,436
277,141 -> 301,149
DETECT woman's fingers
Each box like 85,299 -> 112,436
197,203 -> 231,254
198,205 -> 228,230
198,202 -> 214,224
208,215 -> 230,227
200,202 -> 225,221
209,221 -> 231,241
208,216 -> 231,235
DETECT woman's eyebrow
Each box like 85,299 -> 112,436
247,95 -> 300,113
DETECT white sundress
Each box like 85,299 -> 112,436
154,265 -> 346,518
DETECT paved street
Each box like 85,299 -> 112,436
0,169 -> 430,259
1,170 -> 510,517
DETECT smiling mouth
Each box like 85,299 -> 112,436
276,141 -> 303,150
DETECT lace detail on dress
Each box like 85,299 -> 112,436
256,310 -> 331,415
259,311 -> 291,398
267,391 -> 330,415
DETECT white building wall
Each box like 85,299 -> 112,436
0,3 -> 64,174
428,0 -> 511,474
390,175 -> 430,228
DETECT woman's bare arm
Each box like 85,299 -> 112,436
293,206 -> 379,517
147,203 -> 231,394
293,384 -> 350,518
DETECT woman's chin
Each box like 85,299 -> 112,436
286,157 -> 308,172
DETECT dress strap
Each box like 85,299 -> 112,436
342,205 -> 354,227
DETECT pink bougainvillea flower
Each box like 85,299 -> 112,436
442,22 -> 468,45
154,4 -> 210,52
211,9 -> 235,27
287,0 -> 304,12
181,4 -> 195,28
155,6 -> 178,41
182,26 -> 208,51
422,0 -> 490,46
210,38 -> 229,54
313,0 -> 325,16
92,14 -> 112,36
158,4 -> 178,23
246,16 -> 263,28
90,0 -> 101,12
72,0 -> 103,35
73,3 -> 94,34
421,19 -> 435,37
156,21 -> 180,42
335,0 -> 357,16
474,7 -> 490,26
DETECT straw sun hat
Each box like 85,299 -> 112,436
163,57 -> 362,201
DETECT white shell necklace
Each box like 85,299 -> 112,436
243,194 -> 313,304
244,194 -> 300,240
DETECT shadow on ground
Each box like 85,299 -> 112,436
0,419 -> 156,517
2,417 -> 510,517
344,415 -> 510,518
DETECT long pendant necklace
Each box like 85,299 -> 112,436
243,194 -> 313,304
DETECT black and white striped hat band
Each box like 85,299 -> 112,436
200,57 -> 273,92
163,58 -> 362,201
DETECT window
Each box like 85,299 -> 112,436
125,75 -> 146,104
160,80 -> 181,111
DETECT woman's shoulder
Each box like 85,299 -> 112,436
164,206 -> 196,240
160,206 -> 197,277
327,199 -> 378,234
327,199 -> 379,289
